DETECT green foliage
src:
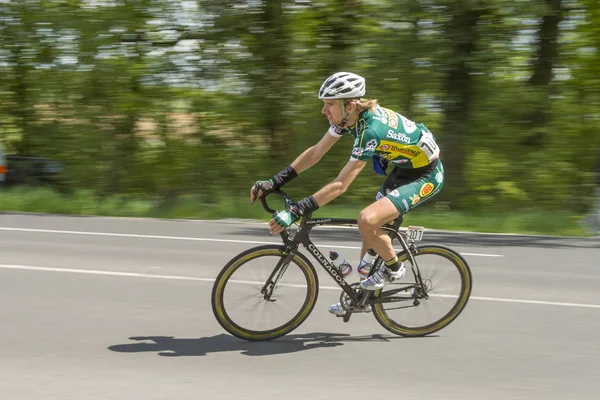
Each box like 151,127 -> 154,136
0,0 -> 599,219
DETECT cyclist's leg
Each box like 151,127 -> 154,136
328,161 -> 445,314
355,166 -> 413,268
327,174 -> 404,316
356,166 -> 413,261
356,197 -> 406,290
358,161 -> 445,290
357,197 -> 400,266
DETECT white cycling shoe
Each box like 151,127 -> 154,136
328,300 -> 371,317
358,263 -> 406,291
328,263 -> 406,317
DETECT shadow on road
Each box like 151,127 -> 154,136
108,332 -> 428,357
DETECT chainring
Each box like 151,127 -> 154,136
339,283 -> 371,313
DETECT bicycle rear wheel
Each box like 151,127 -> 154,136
211,244 -> 319,341
372,245 -> 472,337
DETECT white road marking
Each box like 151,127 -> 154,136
1,263 -> 599,310
0,227 -> 503,257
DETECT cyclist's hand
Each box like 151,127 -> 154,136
269,209 -> 299,234
250,179 -> 275,203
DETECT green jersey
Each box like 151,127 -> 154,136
328,105 -> 440,171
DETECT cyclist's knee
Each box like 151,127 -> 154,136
357,208 -> 378,232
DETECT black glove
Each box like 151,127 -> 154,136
270,165 -> 298,189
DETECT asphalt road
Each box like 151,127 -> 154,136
0,213 -> 599,400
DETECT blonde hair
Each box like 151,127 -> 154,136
345,98 -> 379,114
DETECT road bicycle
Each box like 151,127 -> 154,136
211,189 -> 473,341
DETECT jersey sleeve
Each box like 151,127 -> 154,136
328,124 -> 347,138
350,127 -> 378,162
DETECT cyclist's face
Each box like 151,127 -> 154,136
321,100 -> 343,124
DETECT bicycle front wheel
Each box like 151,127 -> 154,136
372,245 -> 472,337
211,245 -> 319,341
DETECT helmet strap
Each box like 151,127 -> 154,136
340,100 -> 348,127
339,99 -> 356,128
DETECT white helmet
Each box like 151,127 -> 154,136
318,72 -> 366,100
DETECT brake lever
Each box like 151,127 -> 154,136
249,185 -> 261,205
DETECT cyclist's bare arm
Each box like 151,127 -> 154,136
290,131 -> 340,173
249,131 -> 341,202
312,159 -> 367,207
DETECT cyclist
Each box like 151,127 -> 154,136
250,71 -> 444,316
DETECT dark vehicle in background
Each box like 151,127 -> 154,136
1,154 -> 66,192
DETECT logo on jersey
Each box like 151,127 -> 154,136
365,139 -> 377,151
377,141 -> 421,158
410,193 -> 420,205
435,172 -> 443,184
402,199 -> 409,211
382,108 -> 399,129
394,159 -> 409,164
389,189 -> 400,197
386,131 -> 411,144
398,148 -> 420,157
420,183 -> 434,197
352,147 -> 363,157
400,115 -> 417,133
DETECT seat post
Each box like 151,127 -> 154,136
393,214 -> 405,230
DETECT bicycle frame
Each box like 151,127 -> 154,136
278,216 -> 366,303
257,190 -> 427,307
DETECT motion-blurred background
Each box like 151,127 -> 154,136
0,0 -> 599,235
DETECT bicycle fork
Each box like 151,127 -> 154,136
260,251 -> 296,301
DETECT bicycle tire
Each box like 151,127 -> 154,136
372,244 -> 472,337
211,244 -> 319,341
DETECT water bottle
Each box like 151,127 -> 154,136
357,249 -> 378,277
328,251 -> 352,276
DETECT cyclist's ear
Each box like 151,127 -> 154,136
345,99 -> 357,113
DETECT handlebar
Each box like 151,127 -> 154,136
254,189 -> 295,215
